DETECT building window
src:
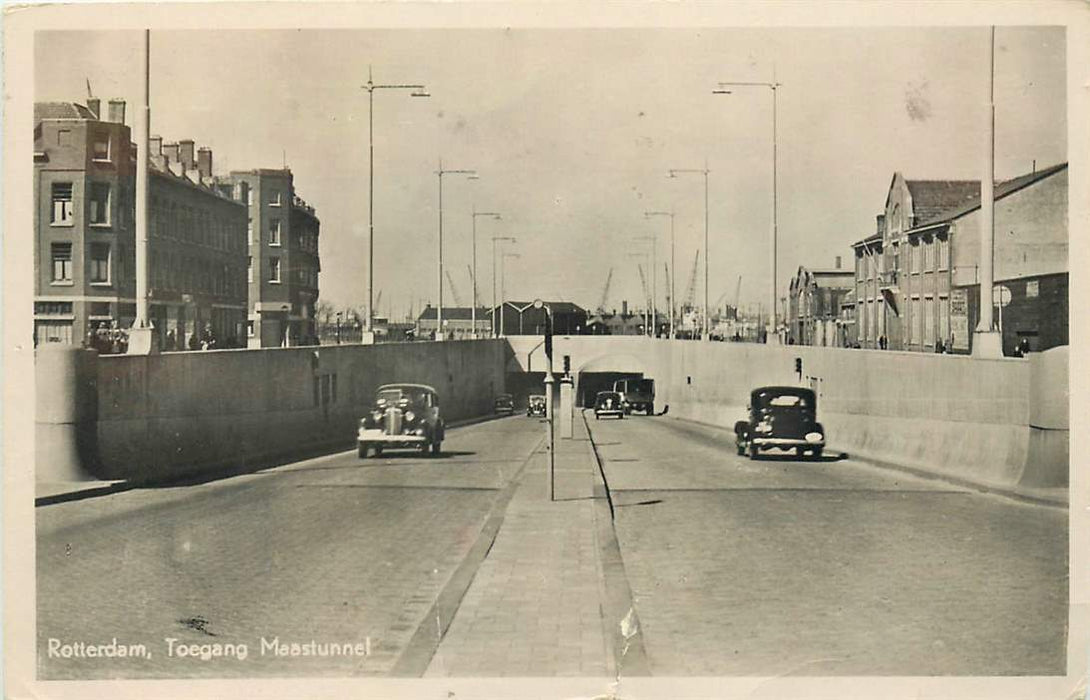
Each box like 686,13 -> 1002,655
247,320 -> 255,337
269,190 -> 282,207
923,295 -> 934,346
90,243 -> 111,284
51,242 -> 73,283
248,256 -> 254,283
921,241 -> 931,271
269,220 -> 281,246
89,182 -> 111,225
51,183 -> 74,224
57,129 -> 71,146
269,257 -> 281,283
909,242 -> 919,274
92,132 -> 110,161
937,237 -> 950,271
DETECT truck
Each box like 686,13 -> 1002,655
612,377 -> 655,415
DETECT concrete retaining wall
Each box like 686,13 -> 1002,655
657,341 -> 1066,490
71,340 -> 507,483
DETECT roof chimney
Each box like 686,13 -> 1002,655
86,98 -> 101,119
622,300 -> 628,316
107,99 -> 126,124
876,213 -> 886,236
162,142 -> 180,165
178,139 -> 195,170
197,147 -> 212,179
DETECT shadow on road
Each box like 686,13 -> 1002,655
746,451 -> 850,463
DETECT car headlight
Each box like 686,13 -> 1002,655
404,410 -> 416,423
755,421 -> 773,434
805,431 -> 823,443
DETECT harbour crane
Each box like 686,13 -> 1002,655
637,263 -> 651,335
445,270 -> 464,308
597,268 -> 614,314
683,250 -> 700,312
467,265 -> 482,309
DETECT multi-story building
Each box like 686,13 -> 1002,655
852,163 -> 1067,354
222,169 -> 321,347
33,99 -> 247,351
786,261 -> 854,346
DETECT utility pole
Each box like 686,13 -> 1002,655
974,26 -> 1003,358
128,29 -> 156,355
436,160 -> 476,339
716,70 -> 781,344
362,67 -> 428,337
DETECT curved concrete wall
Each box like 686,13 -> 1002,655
87,340 -> 507,483
504,336 -> 1067,491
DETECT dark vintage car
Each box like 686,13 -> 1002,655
734,386 -> 825,460
613,378 -> 655,415
527,394 -> 547,417
357,383 -> 445,457
593,390 -> 625,420
494,393 -> 515,415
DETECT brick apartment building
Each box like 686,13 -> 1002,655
851,163 -> 1067,355
222,169 -> 321,348
785,261 -> 854,346
34,99 -> 248,351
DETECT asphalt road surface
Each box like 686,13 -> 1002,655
589,414 -> 1068,676
36,411 -> 1067,679
36,416 -> 544,679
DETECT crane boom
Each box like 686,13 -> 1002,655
445,270 -> 463,307
683,250 -> 700,311
637,264 -> 650,307
467,265 -> 481,308
597,268 -> 614,313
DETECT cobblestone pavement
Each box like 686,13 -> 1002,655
588,415 -> 1068,676
36,416 -> 542,679
425,415 -> 613,678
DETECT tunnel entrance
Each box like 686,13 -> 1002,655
578,371 -> 645,408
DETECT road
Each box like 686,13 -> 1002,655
36,416 -> 544,679
36,411 -> 1067,679
590,414 -> 1068,676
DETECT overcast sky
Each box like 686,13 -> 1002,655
36,26 -> 1065,319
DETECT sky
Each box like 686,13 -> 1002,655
35,26 -> 1066,320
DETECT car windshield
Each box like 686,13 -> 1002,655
754,391 -> 812,410
376,388 -> 429,406
633,379 -> 654,393
496,395 -> 512,402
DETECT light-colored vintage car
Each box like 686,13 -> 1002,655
526,394 -> 547,417
358,383 -> 445,458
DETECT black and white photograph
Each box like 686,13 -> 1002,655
5,2 -> 1089,699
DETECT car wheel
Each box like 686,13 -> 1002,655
748,442 -> 759,460
595,413 -> 600,420
811,447 -> 823,460
795,446 -> 806,458
736,441 -> 745,456
431,440 -> 442,456
373,445 -> 384,458
358,443 -> 369,459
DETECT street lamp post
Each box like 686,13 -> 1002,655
501,252 -> 520,336
715,73 -> 780,343
436,160 -> 477,339
491,236 -> 516,337
471,209 -> 502,339
362,67 -> 429,335
668,166 -> 710,340
645,211 -> 674,338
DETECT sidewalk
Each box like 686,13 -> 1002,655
424,414 -> 623,678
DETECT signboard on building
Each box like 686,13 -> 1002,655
950,288 -> 969,350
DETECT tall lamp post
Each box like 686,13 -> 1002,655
128,29 -> 156,354
645,210 -> 675,338
471,209 -> 502,339
500,251 -> 520,336
668,165 -> 710,340
715,73 -> 780,343
491,235 -> 516,337
362,67 -> 429,336
436,160 -> 477,339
